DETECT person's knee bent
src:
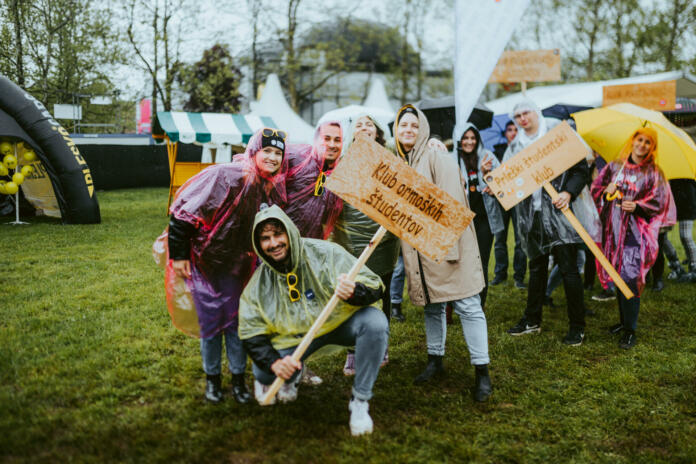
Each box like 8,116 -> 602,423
359,306 -> 389,339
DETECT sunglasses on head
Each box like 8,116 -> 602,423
313,171 -> 326,197
287,272 -> 300,302
262,128 -> 287,140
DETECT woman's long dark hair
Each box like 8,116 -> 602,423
457,128 -> 479,173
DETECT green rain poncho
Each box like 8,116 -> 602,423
332,114 -> 400,276
238,205 -> 383,350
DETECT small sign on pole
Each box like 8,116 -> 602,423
485,122 -> 634,299
485,122 -> 587,211
602,80 -> 676,111
325,137 -> 475,262
488,49 -> 561,83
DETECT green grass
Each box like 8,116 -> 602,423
1,187 -> 695,463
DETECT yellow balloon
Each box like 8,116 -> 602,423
0,164 -> 7,176
23,150 -> 36,162
5,181 -> 18,195
0,142 -> 12,156
21,165 -> 34,177
3,154 -> 17,169
12,172 -> 24,185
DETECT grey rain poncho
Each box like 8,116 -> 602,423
502,100 -> 593,260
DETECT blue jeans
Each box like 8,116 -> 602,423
390,254 -> 405,304
253,306 -> 388,401
200,326 -> 247,375
494,208 -> 527,282
423,295 -> 490,365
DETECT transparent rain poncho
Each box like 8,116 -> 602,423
332,114 -> 400,276
153,129 -> 289,337
283,122 -> 344,239
505,100 -> 592,259
238,205 -> 383,349
591,128 -> 676,295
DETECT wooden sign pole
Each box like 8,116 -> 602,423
543,182 -> 634,299
261,226 -> 388,405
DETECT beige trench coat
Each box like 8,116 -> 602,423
396,106 -> 485,305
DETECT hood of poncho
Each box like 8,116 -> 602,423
394,104 -> 431,166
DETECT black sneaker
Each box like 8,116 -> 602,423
543,296 -> 555,308
507,317 -> 541,336
652,279 -> 664,292
563,328 -> 585,346
514,280 -> 526,289
619,331 -> 636,349
592,289 -> 616,302
490,274 -> 506,286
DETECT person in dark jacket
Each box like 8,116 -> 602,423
491,120 -> 527,288
504,100 -> 589,346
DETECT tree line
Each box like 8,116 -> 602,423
0,0 -> 694,132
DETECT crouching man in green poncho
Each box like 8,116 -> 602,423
238,204 -> 388,436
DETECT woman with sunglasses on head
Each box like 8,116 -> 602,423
332,114 -> 402,375
284,121 -> 344,240
591,128 -> 676,349
454,123 -> 504,310
159,128 -> 288,404
394,104 -> 492,402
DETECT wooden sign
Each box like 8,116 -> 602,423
485,121 -> 588,210
488,49 -> 561,83
603,80 -> 676,110
325,138 -> 474,262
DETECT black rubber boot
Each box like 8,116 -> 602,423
413,354 -> 444,385
205,374 -> 223,403
391,303 -> 406,322
231,373 -> 251,404
473,364 -> 492,402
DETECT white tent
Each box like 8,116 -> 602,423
485,71 -> 696,115
317,104 -> 394,138
249,73 -> 315,144
363,76 -> 394,113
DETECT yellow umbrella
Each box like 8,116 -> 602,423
572,103 -> 696,180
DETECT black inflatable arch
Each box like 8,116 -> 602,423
0,75 -> 100,224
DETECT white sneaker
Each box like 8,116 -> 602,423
277,366 -> 302,403
254,380 -> 276,406
349,397 -> 373,436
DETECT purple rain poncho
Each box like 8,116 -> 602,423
590,128 -> 676,296
283,122 -> 344,239
154,129 -> 288,338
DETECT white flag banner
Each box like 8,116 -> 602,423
454,0 -> 530,139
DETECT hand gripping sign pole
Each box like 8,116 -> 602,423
261,137 -> 475,405
261,226 -> 387,405
485,121 -> 634,299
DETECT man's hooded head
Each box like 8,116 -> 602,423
252,205 -> 302,273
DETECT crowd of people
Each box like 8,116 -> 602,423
154,97 -> 682,436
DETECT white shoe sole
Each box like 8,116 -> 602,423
350,423 -> 373,436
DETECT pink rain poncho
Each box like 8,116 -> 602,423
590,128 -> 676,296
283,122 -> 343,239
153,129 -> 288,338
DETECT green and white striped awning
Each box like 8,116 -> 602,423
154,111 -> 278,145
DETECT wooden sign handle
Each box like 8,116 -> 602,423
261,226 -> 388,405
543,182 -> 634,300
